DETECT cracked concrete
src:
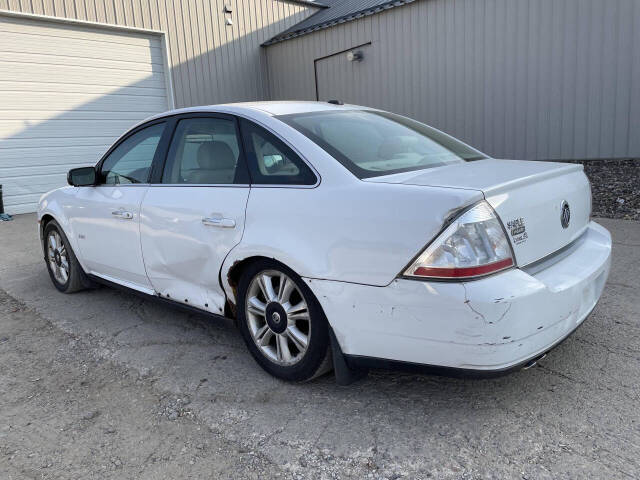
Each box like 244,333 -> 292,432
1,214 -> 639,479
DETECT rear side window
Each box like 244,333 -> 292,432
279,110 -> 487,179
100,122 -> 165,184
239,119 -> 316,185
161,117 -> 248,184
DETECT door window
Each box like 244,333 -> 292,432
239,119 -> 317,185
161,117 -> 247,184
100,122 -> 165,184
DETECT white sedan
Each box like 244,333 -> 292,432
38,102 -> 612,384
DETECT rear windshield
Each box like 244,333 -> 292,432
278,110 -> 487,179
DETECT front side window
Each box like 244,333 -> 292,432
162,117 -> 246,184
279,110 -> 487,179
100,122 -> 165,184
239,119 -> 317,185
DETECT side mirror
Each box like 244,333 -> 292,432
67,166 -> 97,187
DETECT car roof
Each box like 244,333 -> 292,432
228,101 -> 371,116
146,101 -> 367,122
112,102 -> 374,153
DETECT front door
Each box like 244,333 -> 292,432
140,115 -> 250,314
71,121 -> 167,291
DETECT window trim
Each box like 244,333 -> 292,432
235,115 -> 320,189
94,118 -> 170,186
150,112 -> 251,187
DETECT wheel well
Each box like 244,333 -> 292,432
226,255 -> 272,296
224,256 -> 293,317
40,214 -> 55,241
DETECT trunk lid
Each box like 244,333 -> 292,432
365,159 -> 591,266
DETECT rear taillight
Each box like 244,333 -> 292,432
403,201 -> 514,280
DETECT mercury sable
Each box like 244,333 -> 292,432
38,102 -> 612,383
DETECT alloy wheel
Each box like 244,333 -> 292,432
245,270 -> 310,365
47,230 -> 69,285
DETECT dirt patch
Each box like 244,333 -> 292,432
0,291 -> 282,479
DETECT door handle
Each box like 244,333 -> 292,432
112,210 -> 133,220
202,216 -> 236,228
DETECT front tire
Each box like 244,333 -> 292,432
43,220 -> 88,293
237,260 -> 332,382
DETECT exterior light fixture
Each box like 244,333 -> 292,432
346,50 -> 363,62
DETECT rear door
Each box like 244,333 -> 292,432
139,114 -> 250,315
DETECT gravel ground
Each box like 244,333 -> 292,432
0,291 -> 283,479
567,159 -> 640,220
1,215 -> 639,479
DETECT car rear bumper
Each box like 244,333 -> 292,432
304,221 -> 611,372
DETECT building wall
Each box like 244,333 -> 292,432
265,0 -> 640,161
0,14 -> 172,213
0,0 -> 317,108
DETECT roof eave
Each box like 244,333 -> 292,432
281,0 -> 329,9
262,0 -> 414,47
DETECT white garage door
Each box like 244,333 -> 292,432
0,14 -> 170,214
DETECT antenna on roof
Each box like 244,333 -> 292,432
327,99 -> 343,105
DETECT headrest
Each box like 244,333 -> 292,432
377,137 -> 409,160
197,141 -> 236,169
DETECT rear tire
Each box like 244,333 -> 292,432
43,220 -> 89,293
237,259 -> 332,382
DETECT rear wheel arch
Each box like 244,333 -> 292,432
223,256 -> 325,319
225,256 -> 291,313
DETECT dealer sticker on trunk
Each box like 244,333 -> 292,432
507,217 -> 528,245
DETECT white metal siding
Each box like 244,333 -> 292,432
0,1 -> 318,215
0,0 -> 318,108
315,43 -> 374,105
0,15 -> 169,214
266,0 -> 640,161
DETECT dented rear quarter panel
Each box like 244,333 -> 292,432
222,181 -> 482,296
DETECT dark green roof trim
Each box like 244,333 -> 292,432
263,0 -> 415,46
283,0 -> 329,9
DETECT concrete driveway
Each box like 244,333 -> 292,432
1,214 -> 639,479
